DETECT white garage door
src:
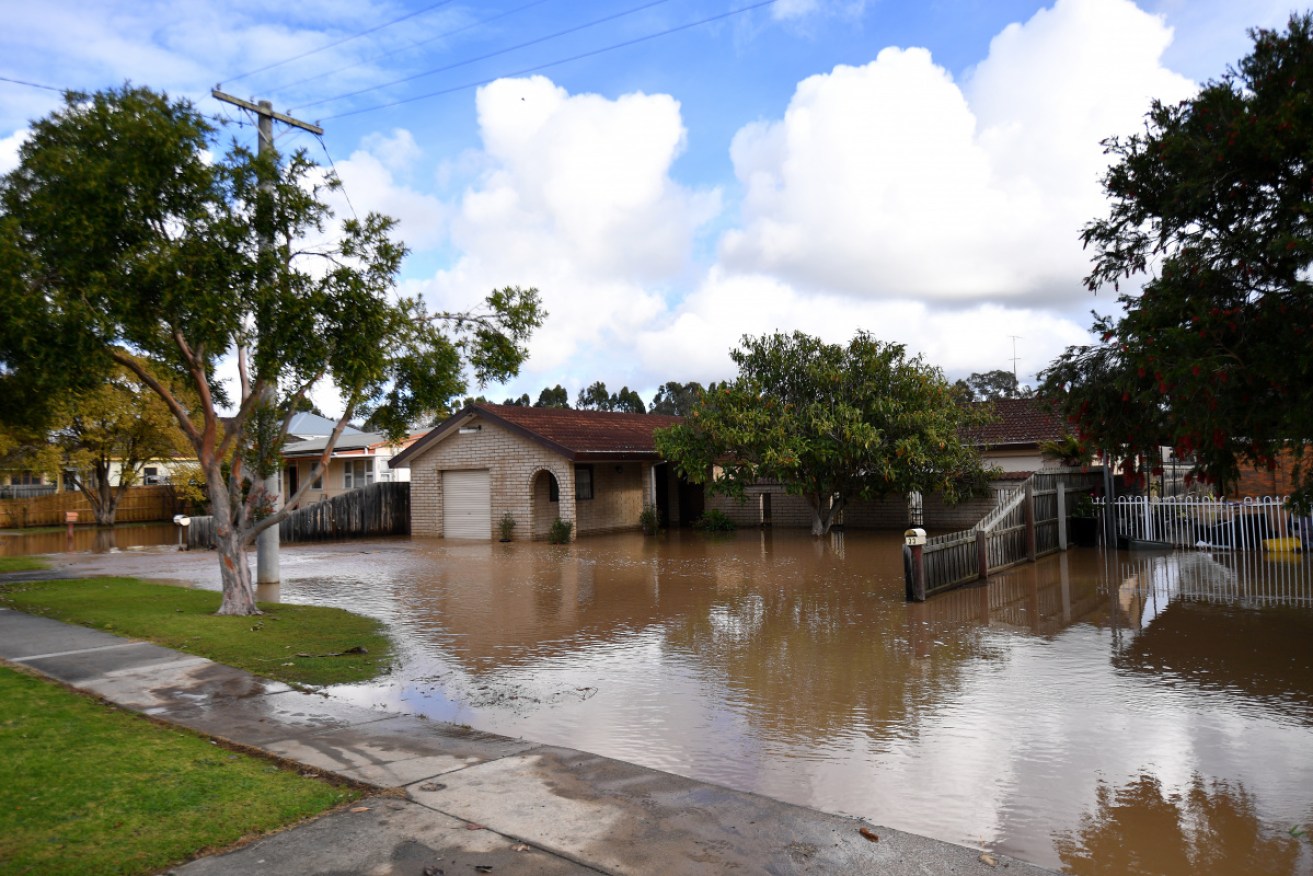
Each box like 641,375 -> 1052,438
443,469 -> 491,539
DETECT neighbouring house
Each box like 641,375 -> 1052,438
281,430 -> 424,507
389,404 -> 698,541
967,397 -> 1070,474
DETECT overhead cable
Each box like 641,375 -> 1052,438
294,0 -> 679,111
269,0 -> 556,96
319,0 -> 778,121
222,0 -> 458,86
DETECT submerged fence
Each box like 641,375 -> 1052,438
912,469 -> 1102,600
187,482 -> 409,549
1100,494 -> 1306,552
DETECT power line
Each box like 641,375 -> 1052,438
0,74 -> 68,93
317,138 -> 360,223
269,0 -> 557,96
294,0 -> 678,112
319,0 -> 778,121
222,0 -> 458,87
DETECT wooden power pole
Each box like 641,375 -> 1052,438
211,90 -> 323,589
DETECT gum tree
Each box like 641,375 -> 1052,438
0,86 -> 542,614
655,331 -> 993,536
1043,15 -> 1313,507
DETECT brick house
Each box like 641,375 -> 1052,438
389,404 -> 696,541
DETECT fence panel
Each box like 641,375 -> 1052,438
0,485 -> 180,528
918,469 -> 1103,599
187,482 -> 410,549
1099,494 -> 1299,551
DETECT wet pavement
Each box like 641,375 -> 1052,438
0,606 -> 1051,875
18,529 -> 1313,874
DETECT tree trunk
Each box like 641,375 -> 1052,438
808,492 -> 835,537
204,473 -> 261,616
214,525 -> 260,615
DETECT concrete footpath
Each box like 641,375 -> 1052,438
0,607 -> 1054,875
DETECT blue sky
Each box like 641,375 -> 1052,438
0,0 -> 1295,412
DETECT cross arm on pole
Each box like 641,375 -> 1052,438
211,90 -> 324,136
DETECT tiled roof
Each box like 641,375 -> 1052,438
392,403 -> 684,466
967,397 -> 1067,447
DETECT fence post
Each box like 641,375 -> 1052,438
976,528 -> 989,580
1025,480 -> 1037,561
1057,482 -> 1068,550
903,544 -> 927,602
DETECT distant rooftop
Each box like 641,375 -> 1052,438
967,397 -> 1067,448
287,411 -> 362,439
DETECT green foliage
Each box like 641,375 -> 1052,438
574,381 -> 646,413
498,510 -> 517,540
639,503 -> 660,534
655,331 -> 993,536
0,666 -> 359,875
694,509 -> 737,532
1043,15 -> 1313,510
651,381 -> 706,416
534,384 -> 571,408
956,370 -> 1032,402
0,86 -> 543,613
548,518 -> 574,544
502,393 -> 530,406
1039,434 -> 1094,467
0,578 -> 394,686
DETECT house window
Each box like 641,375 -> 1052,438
574,465 -> 594,501
344,459 -> 374,489
143,466 -> 160,485
311,464 -> 323,490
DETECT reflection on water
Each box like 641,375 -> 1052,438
0,522 -> 180,555
43,530 -> 1313,874
1056,774 -> 1304,876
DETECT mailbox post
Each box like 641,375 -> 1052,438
173,514 -> 191,550
65,511 -> 78,548
904,527 -> 927,602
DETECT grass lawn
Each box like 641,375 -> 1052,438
0,578 -> 393,687
0,665 -> 362,875
0,556 -> 50,573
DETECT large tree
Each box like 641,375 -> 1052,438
0,86 -> 542,614
655,331 -> 994,536
956,369 -> 1033,402
1042,15 -> 1313,508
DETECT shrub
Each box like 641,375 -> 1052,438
548,518 -> 573,544
639,504 -> 659,535
694,509 -> 736,532
498,511 -> 517,541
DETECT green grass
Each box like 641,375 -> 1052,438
0,555 -> 50,573
0,578 -> 393,686
0,665 -> 361,875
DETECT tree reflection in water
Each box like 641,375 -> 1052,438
1055,773 -> 1306,876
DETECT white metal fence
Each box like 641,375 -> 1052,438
1098,495 -> 1309,551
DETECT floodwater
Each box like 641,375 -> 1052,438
0,521 -> 181,555
35,530 -> 1313,874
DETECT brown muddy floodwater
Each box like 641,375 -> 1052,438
37,529 -> 1313,875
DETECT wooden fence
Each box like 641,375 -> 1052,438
187,482 -> 410,548
0,485 -> 181,528
911,469 -> 1102,600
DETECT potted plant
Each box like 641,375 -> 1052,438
498,511 -> 516,542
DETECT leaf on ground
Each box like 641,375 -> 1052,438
859,827 -> 879,842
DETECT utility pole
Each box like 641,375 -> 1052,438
212,90 -> 323,589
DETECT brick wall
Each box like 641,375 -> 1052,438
706,481 -> 1014,533
406,422 -> 572,539
403,418 -> 647,540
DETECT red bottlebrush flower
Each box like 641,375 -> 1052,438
1191,365 -> 1201,376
